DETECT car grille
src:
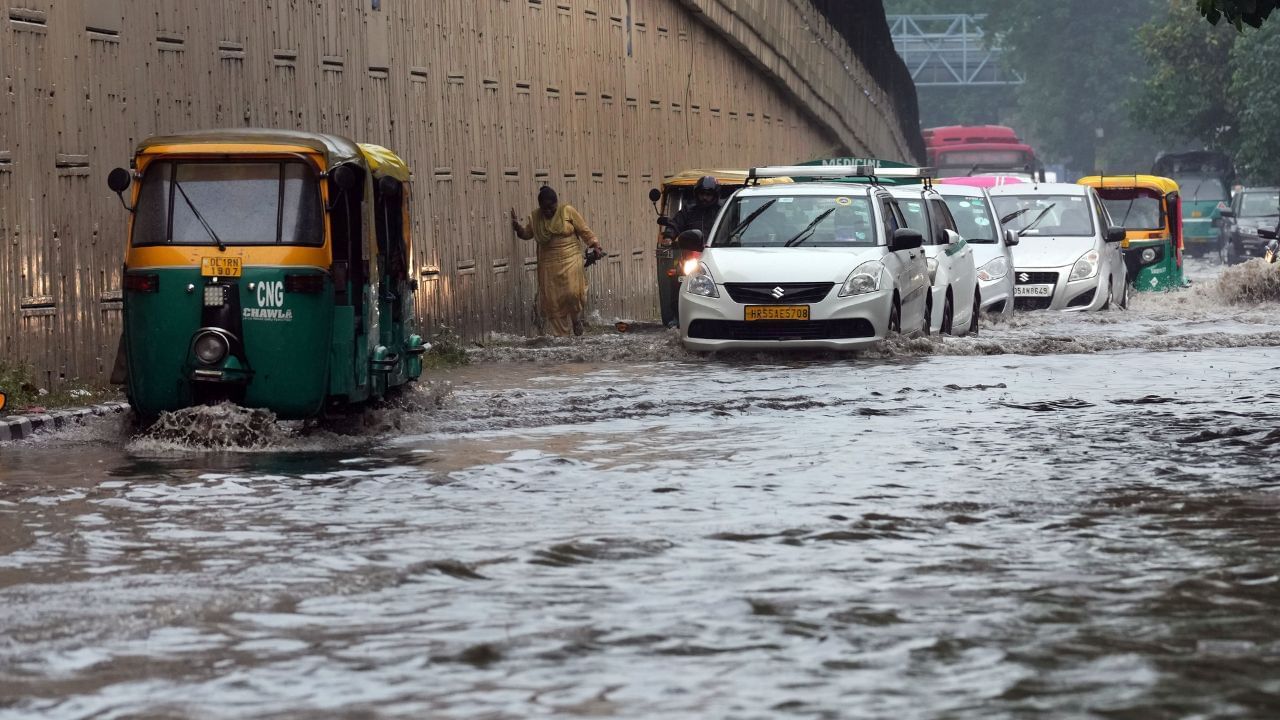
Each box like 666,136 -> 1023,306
1014,271 -> 1059,285
1014,297 -> 1053,311
724,282 -> 834,304
688,318 -> 874,341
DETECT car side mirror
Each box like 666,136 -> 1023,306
107,167 -> 134,211
1003,228 -> 1020,247
942,229 -> 961,245
1219,208 -> 1234,218
890,228 -> 923,251
1105,226 -> 1126,243
675,228 -> 705,251
648,188 -> 661,203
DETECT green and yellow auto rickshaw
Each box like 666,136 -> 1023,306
106,129 -> 425,421
1078,174 -> 1185,291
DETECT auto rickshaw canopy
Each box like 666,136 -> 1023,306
135,128 -> 364,169
1077,174 -> 1179,195
660,169 -> 790,187
359,143 -> 411,182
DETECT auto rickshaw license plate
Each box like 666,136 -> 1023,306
745,305 -> 809,321
201,257 -> 242,277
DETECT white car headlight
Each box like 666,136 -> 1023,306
925,257 -> 938,283
838,260 -> 884,297
1069,249 -> 1101,282
685,262 -> 719,298
976,256 -> 1009,282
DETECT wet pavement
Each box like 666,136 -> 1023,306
4,259 -> 1280,718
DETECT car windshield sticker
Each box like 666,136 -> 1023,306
835,196 -> 851,206
778,197 -> 795,203
975,216 -> 990,226
958,201 -> 971,207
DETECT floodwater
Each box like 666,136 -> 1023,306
4,259 -> 1280,719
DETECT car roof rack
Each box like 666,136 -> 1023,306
747,164 -> 934,188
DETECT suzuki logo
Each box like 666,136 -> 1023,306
771,286 -> 786,299
1018,272 -> 1030,283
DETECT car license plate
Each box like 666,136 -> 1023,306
1013,284 -> 1053,297
657,248 -> 674,259
745,305 -> 809,321
201,257 -> 242,277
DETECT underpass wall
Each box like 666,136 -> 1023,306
0,0 -> 919,388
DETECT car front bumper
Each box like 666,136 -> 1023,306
1013,266 -> 1108,312
978,276 -> 1014,316
679,286 -> 893,351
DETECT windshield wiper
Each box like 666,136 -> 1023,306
783,208 -> 836,247
1118,197 -> 1136,228
1018,203 -> 1056,236
173,180 -> 226,251
725,198 -> 777,245
1000,207 -> 1030,225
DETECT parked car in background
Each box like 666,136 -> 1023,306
1219,187 -> 1280,264
676,165 -> 931,351
933,183 -> 1018,318
887,186 -> 980,335
989,183 -> 1129,312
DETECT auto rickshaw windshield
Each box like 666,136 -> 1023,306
1097,188 -> 1165,231
132,160 -> 324,246
1171,174 -> 1227,203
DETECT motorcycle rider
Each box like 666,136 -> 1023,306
659,175 -> 723,327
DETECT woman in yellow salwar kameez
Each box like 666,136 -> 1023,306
510,187 -> 604,336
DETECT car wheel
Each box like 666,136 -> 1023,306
1101,279 -> 1113,310
1118,278 -> 1129,310
889,295 -> 902,335
1226,240 -> 1242,265
941,293 -> 954,335
922,296 -> 932,336
969,288 -> 980,335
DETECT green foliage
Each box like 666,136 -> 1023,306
1229,19 -> 1280,184
984,0 -> 1165,174
1133,1 -> 1280,184
422,325 -> 470,369
0,361 -> 119,413
1132,0 -> 1238,151
1197,0 -> 1280,28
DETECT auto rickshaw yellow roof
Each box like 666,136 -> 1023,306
661,169 -> 789,186
1077,174 -> 1180,194
135,128 -> 364,166
358,143 -> 411,182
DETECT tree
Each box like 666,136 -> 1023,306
983,0 -> 1165,174
1229,19 -> 1280,183
1197,0 -> 1280,28
1132,0 -> 1238,152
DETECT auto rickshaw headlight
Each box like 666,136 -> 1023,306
1140,247 -> 1157,264
203,285 -> 228,307
193,331 -> 230,366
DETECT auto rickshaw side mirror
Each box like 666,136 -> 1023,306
890,228 -> 923,251
675,229 -> 704,251
1003,228 -> 1020,247
377,175 -> 402,197
1105,227 -> 1126,243
107,167 -> 134,211
330,163 -> 361,192
648,188 -> 661,204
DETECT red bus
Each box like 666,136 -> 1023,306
924,125 -> 1043,180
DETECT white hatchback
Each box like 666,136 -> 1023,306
933,183 -> 1018,319
988,183 -> 1129,311
887,186 -> 979,335
678,178 -> 931,351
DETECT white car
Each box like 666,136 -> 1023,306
677,168 -> 931,351
887,186 -> 979,335
988,183 -> 1128,311
933,183 -> 1018,319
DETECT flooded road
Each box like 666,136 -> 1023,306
4,260 -> 1280,718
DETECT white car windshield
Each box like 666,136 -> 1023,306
941,196 -> 998,243
711,194 -> 878,248
992,194 -> 1095,237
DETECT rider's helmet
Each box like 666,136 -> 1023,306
694,175 -> 720,205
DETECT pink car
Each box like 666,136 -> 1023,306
936,175 -> 1029,189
